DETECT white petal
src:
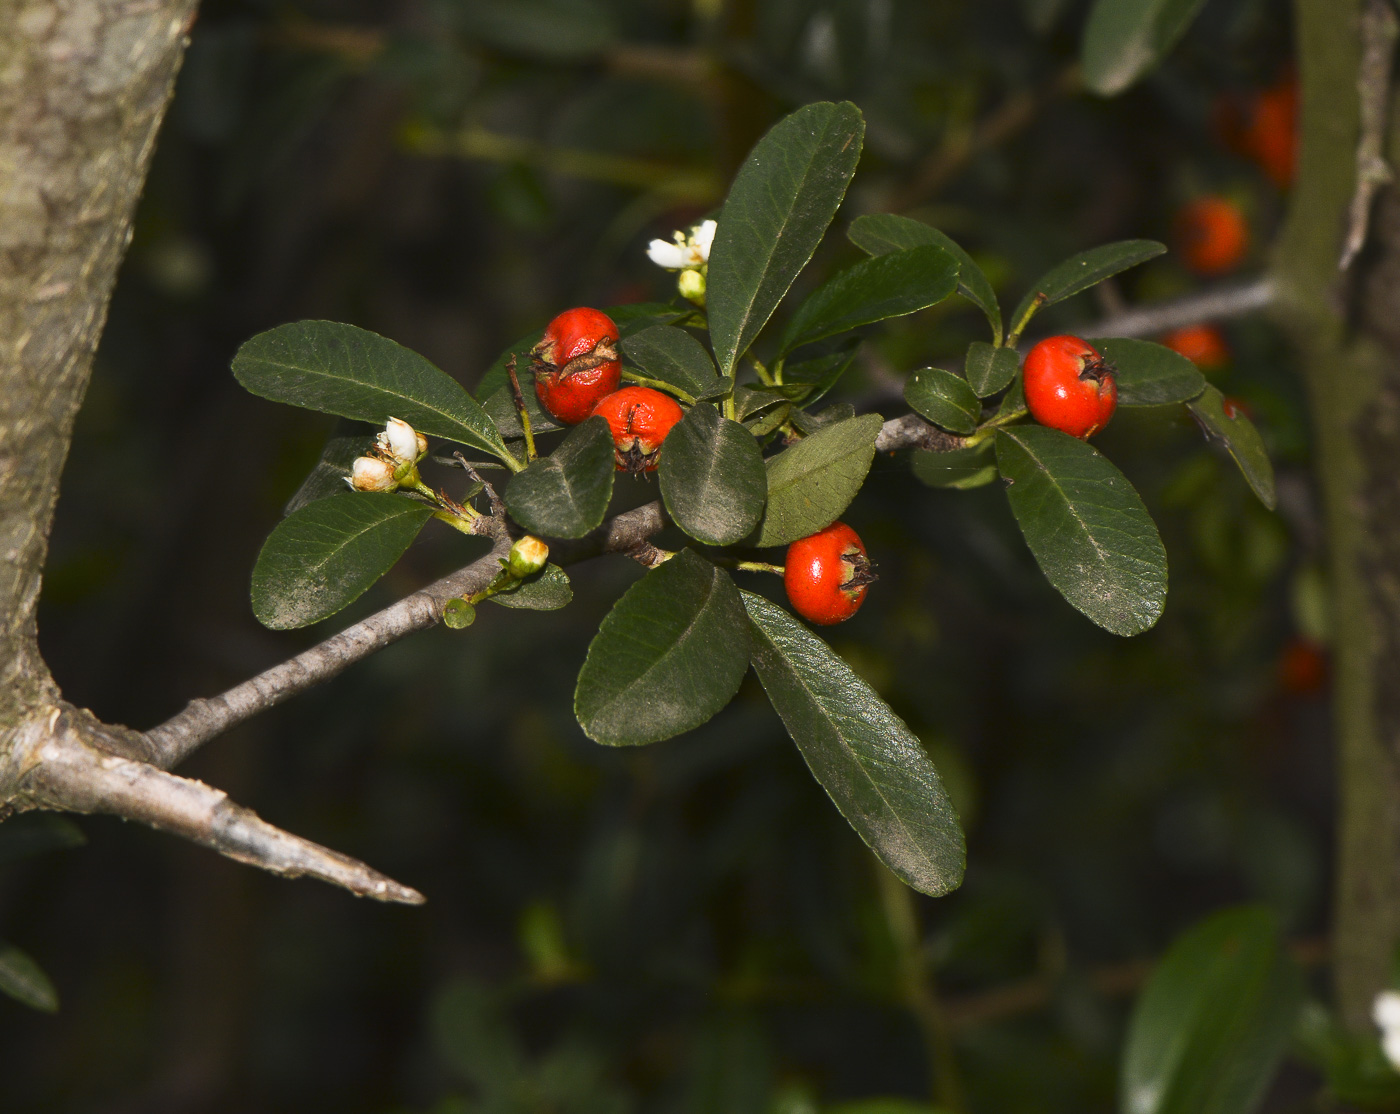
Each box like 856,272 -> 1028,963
692,219 -> 717,259
647,239 -> 688,269
1384,1029 -> 1400,1073
384,417 -> 418,461
1376,991 -> 1400,1030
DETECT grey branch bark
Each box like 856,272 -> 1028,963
1340,0 -> 1399,270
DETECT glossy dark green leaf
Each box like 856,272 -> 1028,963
459,0 -> 616,59
607,302 -> 694,336
994,376 -> 1027,422
778,341 -> 861,405
996,426 -> 1167,636
283,428 -> 369,516
575,551 -> 750,745
621,325 -> 726,398
708,102 -> 865,377
0,944 -> 57,1012
1187,385 -> 1276,509
1009,241 -> 1166,337
1121,906 -> 1302,1114
779,246 -> 958,354
745,402 -> 792,438
659,405 -> 767,545
790,402 -> 856,435
1083,0 -> 1210,97
904,368 -> 981,435
742,592 -> 965,896
1090,337 -> 1206,406
503,417 -> 615,538
964,342 -> 1021,398
848,213 -> 1002,341
233,320 -> 511,461
911,446 -> 998,489
755,414 -> 883,547
251,493 -> 437,629
487,564 -> 573,610
0,815 -> 85,864
483,380 -> 563,440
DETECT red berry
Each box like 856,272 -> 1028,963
532,307 -> 622,424
1023,335 -> 1118,439
1161,324 -> 1229,371
1221,395 -> 1252,420
784,522 -> 875,626
1247,72 -> 1298,190
592,386 -> 685,472
1174,197 -> 1250,276
1278,636 -> 1328,695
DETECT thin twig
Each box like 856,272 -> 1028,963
1072,277 -> 1276,341
1341,0 -> 1399,270
505,356 -> 537,462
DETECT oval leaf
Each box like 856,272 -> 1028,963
848,213 -> 1002,342
778,341 -> 861,406
1009,240 -> 1166,337
1121,906 -> 1302,1114
0,944 -> 57,1013
484,380 -> 563,440
659,405 -> 767,545
251,492 -> 437,630
504,416 -> 615,538
233,320 -> 511,462
708,102 -> 865,378
1090,337 -> 1206,406
742,591 -> 966,896
575,551 -> 750,745
779,245 -> 959,354
905,368 -> 981,435
755,413 -> 883,547
995,426 -> 1167,636
487,564 -> 573,610
607,302 -> 696,336
911,446 -> 998,490
964,341 -> 1021,398
621,325 -> 726,398
1187,384 -> 1276,510
1083,0 -> 1210,97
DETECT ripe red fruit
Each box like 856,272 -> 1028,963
1247,73 -> 1299,190
592,386 -> 685,472
784,521 -> 875,625
1174,197 -> 1250,276
1161,324 -> 1229,371
1023,335 -> 1118,439
532,307 -> 622,424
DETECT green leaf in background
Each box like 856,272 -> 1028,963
778,246 -> 959,354
777,341 -> 861,406
483,380 -> 563,440
828,1102 -> 951,1114
1083,0 -> 1210,97
283,428 -> 370,516
474,328 -> 542,401
0,943 -> 58,1012
848,213 -> 1002,342
607,302 -> 695,336
1008,241 -> 1166,338
575,551 -> 750,746
487,564 -> 573,610
964,341 -> 1021,398
1090,337 -> 1206,406
458,0 -> 616,59
1121,906 -> 1302,1114
232,320 -> 512,462
503,416 -> 615,538
911,446 -> 998,490
1187,384 -> 1276,510
742,592 -> 966,897
251,492 -> 439,629
995,426 -> 1167,636
622,325 -> 726,399
0,814 -> 85,865
755,413 -> 883,547
904,368 -> 981,435
659,404 -> 767,545
708,102 -> 865,378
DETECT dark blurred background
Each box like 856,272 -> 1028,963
3,0 -> 1322,1110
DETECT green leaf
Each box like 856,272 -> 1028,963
504,417 -> 615,538
1090,337 -> 1206,407
232,320 -> 512,462
1009,241 -> 1166,337
708,102 -> 865,378
251,492 -> 438,629
904,368 -> 981,435
994,376 -> 1027,422
1187,385 -> 1276,510
964,342 -> 1020,398
459,0 -> 616,59
483,381 -> 563,440
911,446 -> 998,490
742,592 -> 965,896
475,328 -> 542,401
487,564 -> 573,610
575,551 -> 750,745
283,427 -> 370,516
0,943 -> 58,1012
607,302 -> 694,335
779,246 -> 959,354
1083,0 -> 1210,97
848,213 -> 1002,342
777,341 -> 861,405
621,325 -> 726,399
995,426 -> 1167,636
659,405 -> 767,545
0,814 -> 85,864
755,413 -> 883,547
1121,906 -> 1302,1114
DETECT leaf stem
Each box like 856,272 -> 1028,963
1004,291 -> 1046,348
737,560 -> 784,575
505,356 -> 537,462
619,370 -> 697,405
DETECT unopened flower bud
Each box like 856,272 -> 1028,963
677,268 -> 706,307
415,430 -> 429,457
507,535 -> 549,579
349,455 -> 397,492
381,417 -> 420,462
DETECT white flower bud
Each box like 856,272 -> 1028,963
382,417 -> 420,462
349,455 -> 397,492
415,430 -> 429,457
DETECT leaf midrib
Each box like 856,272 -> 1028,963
298,501 -> 428,579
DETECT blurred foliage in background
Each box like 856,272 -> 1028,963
1,0 -> 1333,1110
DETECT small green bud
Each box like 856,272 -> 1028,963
507,535 -> 550,579
443,599 -> 476,629
677,268 -> 706,307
